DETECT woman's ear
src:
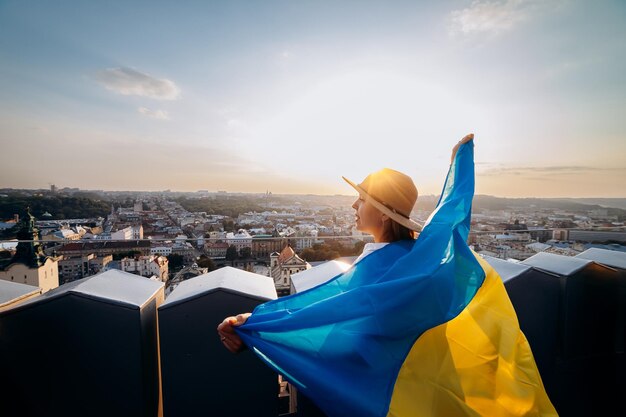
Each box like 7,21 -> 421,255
380,213 -> 390,223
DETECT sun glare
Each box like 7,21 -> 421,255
245,69 -> 479,193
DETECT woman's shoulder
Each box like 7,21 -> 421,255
355,239 -> 414,265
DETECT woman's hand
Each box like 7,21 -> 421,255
451,133 -> 474,163
217,313 -> 251,353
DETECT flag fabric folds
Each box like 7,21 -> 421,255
237,141 -> 557,417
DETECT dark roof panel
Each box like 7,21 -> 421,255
575,248 -> 626,270
482,255 -> 532,282
161,266 -> 277,308
291,260 -> 351,292
0,280 -> 41,307
8,270 -> 163,311
522,252 -> 592,276
74,270 -> 164,308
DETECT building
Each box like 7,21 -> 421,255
42,227 -> 82,241
171,241 -> 196,264
56,240 -> 151,258
59,253 -> 95,283
89,254 -> 113,275
207,231 -> 226,240
552,228 -> 569,241
0,210 -> 59,292
205,241 -> 229,259
120,255 -> 169,282
226,229 -> 253,252
294,234 -> 316,251
165,264 -> 209,296
270,245 -> 310,296
251,233 -> 285,259
527,227 -> 552,243
568,229 -> 626,243
131,224 -> 143,239
151,245 -> 173,256
58,253 -> 112,284
109,224 -> 143,240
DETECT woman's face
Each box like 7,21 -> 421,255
352,195 -> 385,238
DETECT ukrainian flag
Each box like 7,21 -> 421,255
237,141 -> 557,417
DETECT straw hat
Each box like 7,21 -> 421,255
343,168 -> 422,232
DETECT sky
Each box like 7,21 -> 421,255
0,0 -> 624,197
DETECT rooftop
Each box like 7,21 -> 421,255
0,247 -> 625,416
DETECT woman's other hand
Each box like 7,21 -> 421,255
451,133 -> 474,163
217,313 -> 251,353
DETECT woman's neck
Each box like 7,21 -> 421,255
373,230 -> 392,243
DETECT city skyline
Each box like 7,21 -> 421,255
1,1 -> 625,197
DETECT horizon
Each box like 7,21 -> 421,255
2,185 -> 625,201
1,1 -> 625,197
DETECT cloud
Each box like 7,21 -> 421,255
478,165 -> 625,177
95,67 -> 180,100
138,107 -> 169,120
448,0 -> 547,37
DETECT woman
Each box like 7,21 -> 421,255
218,134 -> 470,349
217,134 -> 556,417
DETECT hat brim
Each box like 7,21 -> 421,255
342,176 -> 422,232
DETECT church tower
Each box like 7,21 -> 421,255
0,208 -> 60,292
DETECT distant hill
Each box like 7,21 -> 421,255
0,193 -> 111,220
411,195 -> 626,218
472,196 -> 626,214
1,188 -> 624,221
549,198 -> 626,210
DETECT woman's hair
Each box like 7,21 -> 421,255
386,219 -> 417,242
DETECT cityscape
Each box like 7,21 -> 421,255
2,183 -> 625,416
1,184 -> 624,296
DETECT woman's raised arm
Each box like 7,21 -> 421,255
451,133 -> 474,163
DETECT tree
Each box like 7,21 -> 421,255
0,195 -> 111,220
167,253 -> 184,270
239,246 -> 252,259
225,245 -> 238,266
196,255 -> 216,271
113,250 -> 142,261
300,245 -> 340,262
299,239 -> 366,262
223,220 -> 235,232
